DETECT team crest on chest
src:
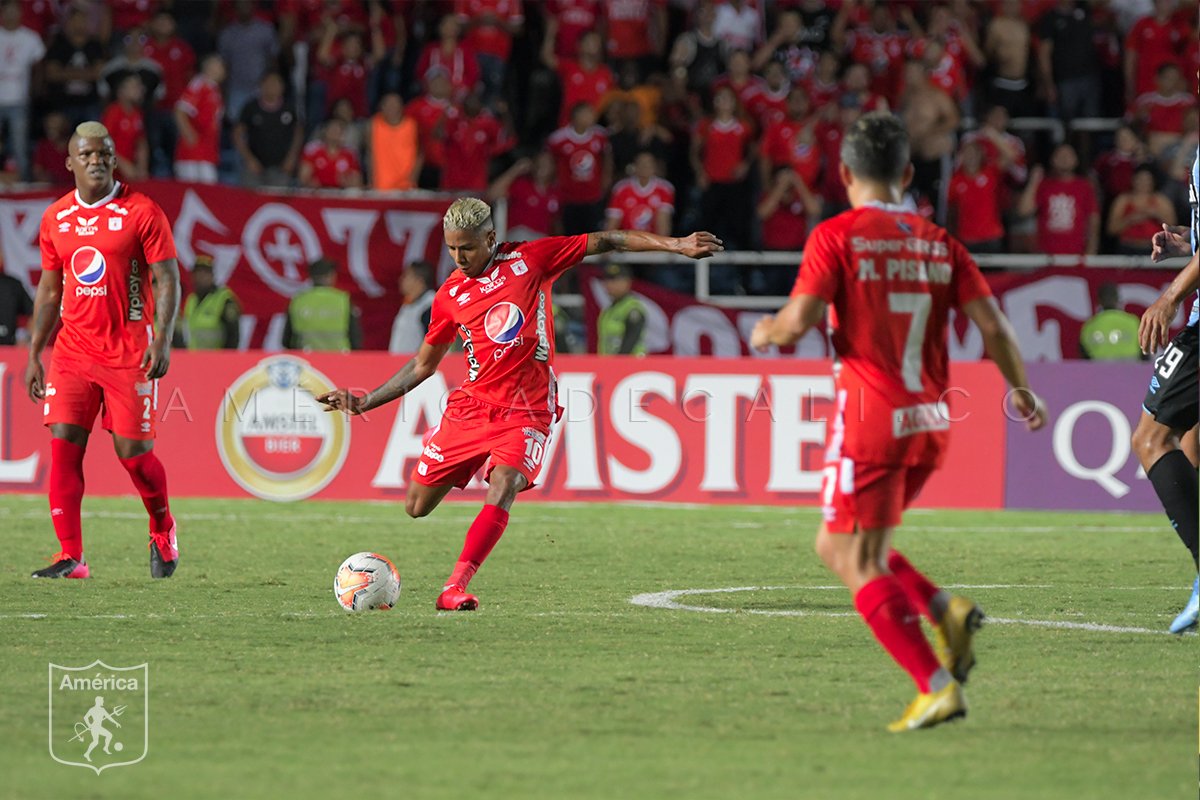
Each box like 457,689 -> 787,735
108,217 -> 122,231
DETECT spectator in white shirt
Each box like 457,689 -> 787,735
0,0 -> 47,180
713,0 -> 761,54
388,261 -> 437,355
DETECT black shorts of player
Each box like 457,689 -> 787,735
1143,325 -> 1199,432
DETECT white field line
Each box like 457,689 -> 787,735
628,585 -> 1191,636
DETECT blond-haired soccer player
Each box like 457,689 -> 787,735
27,122 -> 181,578
319,198 -> 721,610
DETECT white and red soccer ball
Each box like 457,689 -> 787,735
334,552 -> 401,611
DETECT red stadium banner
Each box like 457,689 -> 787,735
0,348 -> 1007,509
0,182 -> 455,351
581,266 -> 1182,360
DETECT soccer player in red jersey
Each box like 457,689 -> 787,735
752,113 -> 1047,731
318,198 -> 721,610
25,121 -> 181,580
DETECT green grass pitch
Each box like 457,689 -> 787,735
0,494 -> 1193,800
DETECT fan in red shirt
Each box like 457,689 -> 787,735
757,165 -> 820,257
110,0 -> 159,36
744,61 -> 792,129
440,93 -> 514,191
456,0 -> 523,102
759,86 -> 817,185
416,15 -> 481,102
32,112 -> 72,186
543,0 -> 600,62
317,30 -> 381,120
101,75 -> 149,181
143,11 -> 195,112
1132,63 -> 1198,156
547,102 -> 612,234
605,151 -> 675,234
603,0 -> 666,62
173,55 -> 225,184
555,32 -> 615,127
947,141 -> 1005,253
299,119 -> 364,189
692,86 -> 755,249
1105,164 -> 1178,255
752,112 -> 1045,732
407,68 -> 462,189
26,121 -> 183,582
1017,143 -> 1100,257
712,50 -> 767,114
317,198 -> 722,611
1093,125 -> 1150,201
1124,0 -> 1184,103
843,5 -> 910,105
489,152 -> 562,238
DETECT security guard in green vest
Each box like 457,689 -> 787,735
1080,283 -> 1143,360
284,258 -> 362,351
597,263 -> 647,355
182,255 -> 240,349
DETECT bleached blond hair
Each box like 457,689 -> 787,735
442,197 -> 494,234
74,121 -> 111,140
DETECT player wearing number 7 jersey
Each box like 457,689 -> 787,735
318,198 -> 723,611
752,113 -> 1047,732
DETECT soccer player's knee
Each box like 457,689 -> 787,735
814,531 -> 838,568
1131,419 -> 1170,466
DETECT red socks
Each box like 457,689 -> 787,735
446,504 -> 510,589
119,450 -> 173,532
887,550 -> 940,623
854,576 -> 942,693
49,438 -> 86,560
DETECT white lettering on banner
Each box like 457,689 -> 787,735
1000,277 -> 1092,361
384,211 -> 441,278
0,197 -> 52,292
765,375 -> 834,492
1051,400 -> 1132,498
0,363 -> 39,483
607,373 -> 681,494
672,306 -> 743,356
533,374 -> 604,492
682,375 -> 761,491
322,209 -> 385,298
173,190 -> 240,284
243,203 -> 324,296
372,373 -> 450,488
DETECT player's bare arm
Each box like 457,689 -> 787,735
24,268 -> 65,401
750,293 -> 827,350
585,230 -> 724,259
1140,249 -> 1200,354
142,258 -> 180,380
961,296 -> 1048,431
317,340 -> 453,415
1151,223 -> 1192,262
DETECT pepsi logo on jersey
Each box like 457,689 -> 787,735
483,302 -> 525,344
71,246 -> 108,296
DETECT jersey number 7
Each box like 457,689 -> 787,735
888,292 -> 932,393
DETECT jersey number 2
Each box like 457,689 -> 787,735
888,293 -> 932,393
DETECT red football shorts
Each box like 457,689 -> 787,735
411,392 -> 552,490
43,351 -> 157,440
821,458 -> 935,533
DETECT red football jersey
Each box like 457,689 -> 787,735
547,125 -> 609,204
100,103 -> 145,166
948,167 -> 1004,244
763,119 -> 821,187
174,76 -> 223,164
712,74 -> 767,113
143,36 -> 195,109
455,0 -> 524,59
407,95 -> 459,168
415,42 -> 480,99
325,58 -> 369,118
301,142 -> 361,188
1035,176 -> 1097,255
604,0 -> 662,59
425,235 -> 589,413
1124,17 -> 1181,98
557,60 -> 615,127
39,182 -> 177,369
791,203 -> 991,466
605,176 -> 674,231
548,0 -> 600,58
441,112 -> 513,191
507,176 -> 561,236
695,117 -> 752,183
1133,91 -> 1198,133
744,84 -> 789,129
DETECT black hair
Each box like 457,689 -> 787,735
405,260 -> 435,287
839,112 -> 910,184
1097,282 -> 1119,309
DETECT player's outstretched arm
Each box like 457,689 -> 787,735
317,340 -> 453,416
142,258 -> 181,380
24,269 -> 64,401
962,296 -> 1048,431
1150,223 -> 1192,263
585,230 -> 724,259
750,293 -> 826,349
1140,249 -> 1200,354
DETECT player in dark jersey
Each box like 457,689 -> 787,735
1135,144 -> 1200,633
26,121 -> 181,579
751,114 -> 1046,731
318,198 -> 721,610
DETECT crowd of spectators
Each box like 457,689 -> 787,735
0,0 -> 1197,296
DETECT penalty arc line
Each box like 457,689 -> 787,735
628,585 -> 1187,636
